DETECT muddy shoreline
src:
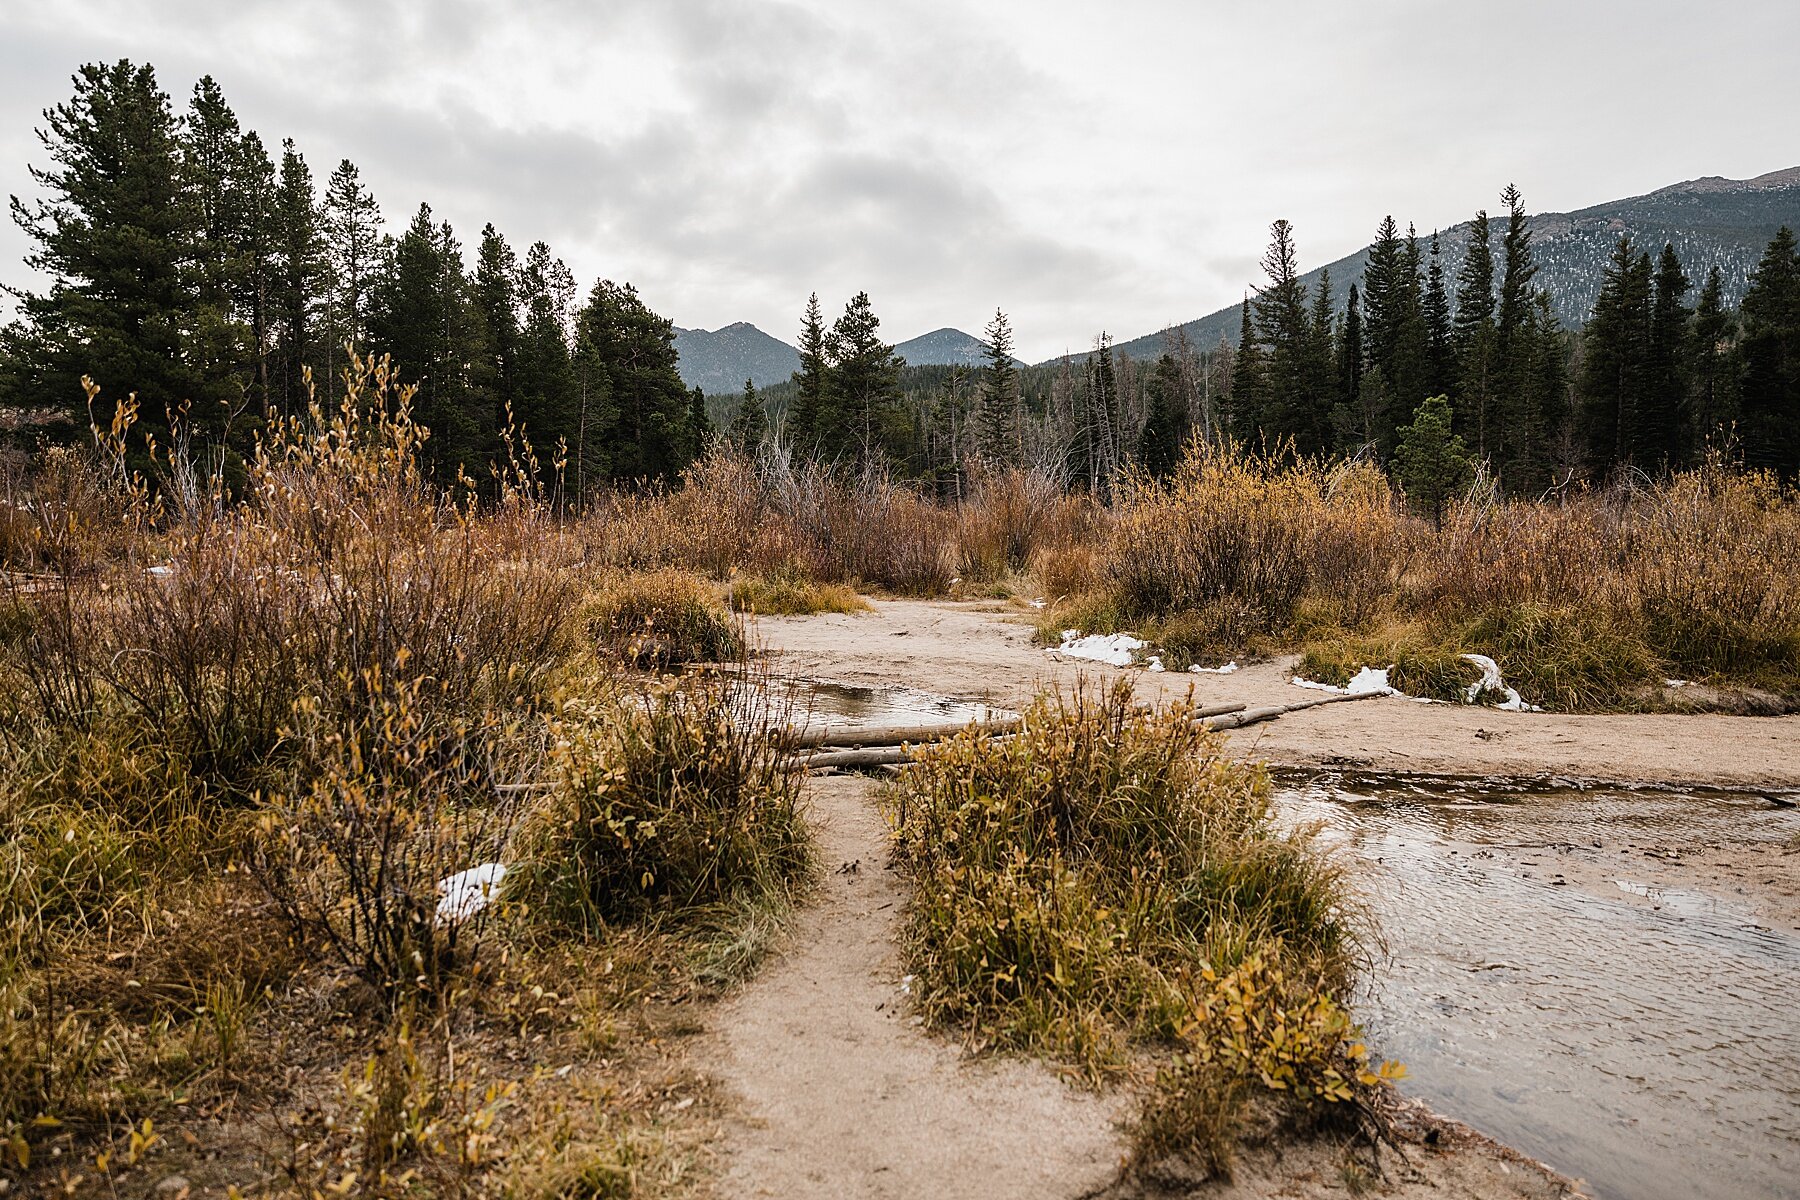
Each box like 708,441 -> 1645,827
735,597 -> 1800,1198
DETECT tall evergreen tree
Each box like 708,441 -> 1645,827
1339,282 -> 1360,431
575,278 -> 692,483
470,224 -> 520,459
516,242 -> 580,479
5,60 -> 203,441
978,307 -> 1019,465
1640,243 -> 1692,467
1493,183 -> 1541,477
1423,232 -> 1454,398
1453,208 -> 1498,454
1736,226 -> 1800,476
1228,298 -> 1264,442
729,378 -> 768,452
826,291 -> 903,465
322,159 -> 381,378
1577,235 -> 1654,471
269,139 -> 324,412
787,292 -> 830,454
1687,265 -> 1736,447
1251,219 -> 1324,452
686,385 -> 710,460
1136,352 -> 1188,477
181,75 -> 257,420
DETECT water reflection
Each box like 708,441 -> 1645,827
1278,778 -> 1800,1200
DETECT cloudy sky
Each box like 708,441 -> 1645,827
0,0 -> 1793,361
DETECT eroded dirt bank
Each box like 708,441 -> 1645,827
749,599 -> 1800,791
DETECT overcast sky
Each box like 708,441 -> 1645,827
1,0 -> 1794,361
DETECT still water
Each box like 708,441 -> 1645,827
1279,777 -> 1800,1200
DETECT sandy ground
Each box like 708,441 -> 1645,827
702,775 -> 1580,1200
747,599 -> 1800,791
704,774 -> 1127,1198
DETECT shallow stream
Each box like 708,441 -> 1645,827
1279,777 -> 1800,1200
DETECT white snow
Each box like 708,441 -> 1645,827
1461,654 -> 1541,712
1146,655 -> 1166,672
1189,661 -> 1240,675
1049,630 -> 1147,667
1665,678 -> 1690,688
1029,597 -> 1047,609
1289,666 -> 1440,704
1293,666 -> 1397,696
436,862 -> 507,925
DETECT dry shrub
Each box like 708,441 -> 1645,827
1031,542 -> 1100,601
727,567 -> 869,616
956,465 -> 1098,583
517,666 -> 811,935
10,360 -> 575,780
580,568 -> 743,667
254,672 -> 523,997
1101,446 -> 1404,655
890,680 -> 1362,1075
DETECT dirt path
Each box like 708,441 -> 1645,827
748,599 -> 1800,790
703,773 -> 1127,1198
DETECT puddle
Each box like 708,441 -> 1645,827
746,678 -> 1012,740
1276,778 -> 1800,1200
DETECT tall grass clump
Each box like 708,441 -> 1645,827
727,565 -> 870,616
580,567 -> 743,667
889,680 -> 1395,1173
517,665 -> 811,940
1098,446 -> 1407,660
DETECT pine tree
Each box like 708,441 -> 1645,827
181,75 -> 257,419
269,139 -> 324,412
1395,395 -> 1472,528
1335,283 -> 1365,444
827,291 -> 902,465
516,242 -> 580,478
1251,219 -> 1323,453
787,292 -> 830,454
1737,226 -> 1800,476
1453,208 -> 1498,454
322,159 -> 381,377
687,385 -> 710,460
1577,235 -> 1654,472
1228,298 -> 1264,442
1688,265 -> 1736,447
232,132 -> 278,419
471,224 -> 520,461
1137,353 -> 1188,477
1493,183 -> 1540,478
1516,291 -> 1570,494
729,377 -> 768,452
6,60 -> 203,441
1640,243 -> 1692,467
978,307 -> 1019,465
1424,232 -> 1454,398
575,278 -> 692,483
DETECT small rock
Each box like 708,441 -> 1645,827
155,1176 -> 191,1197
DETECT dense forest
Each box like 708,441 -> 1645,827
0,61 -> 702,492
4,61 -> 1798,502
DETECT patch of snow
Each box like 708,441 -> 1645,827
1189,661 -> 1240,675
145,565 -> 176,578
1146,655 -> 1165,672
1029,597 -> 1047,609
1049,630 -> 1147,668
436,862 -> 507,926
1665,678 -> 1689,688
1461,654 -> 1541,712
1292,666 -> 1396,696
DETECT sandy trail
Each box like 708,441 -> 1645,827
704,773 -> 1127,1198
749,599 -> 1800,790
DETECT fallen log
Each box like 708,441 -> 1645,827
784,715 -> 1023,750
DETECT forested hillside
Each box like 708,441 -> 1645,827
1107,167 -> 1800,364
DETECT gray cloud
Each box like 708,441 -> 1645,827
1,0 -> 1796,358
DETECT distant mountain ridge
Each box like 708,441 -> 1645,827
671,322 -> 799,394
1094,166 -> 1800,366
676,322 -> 1011,393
